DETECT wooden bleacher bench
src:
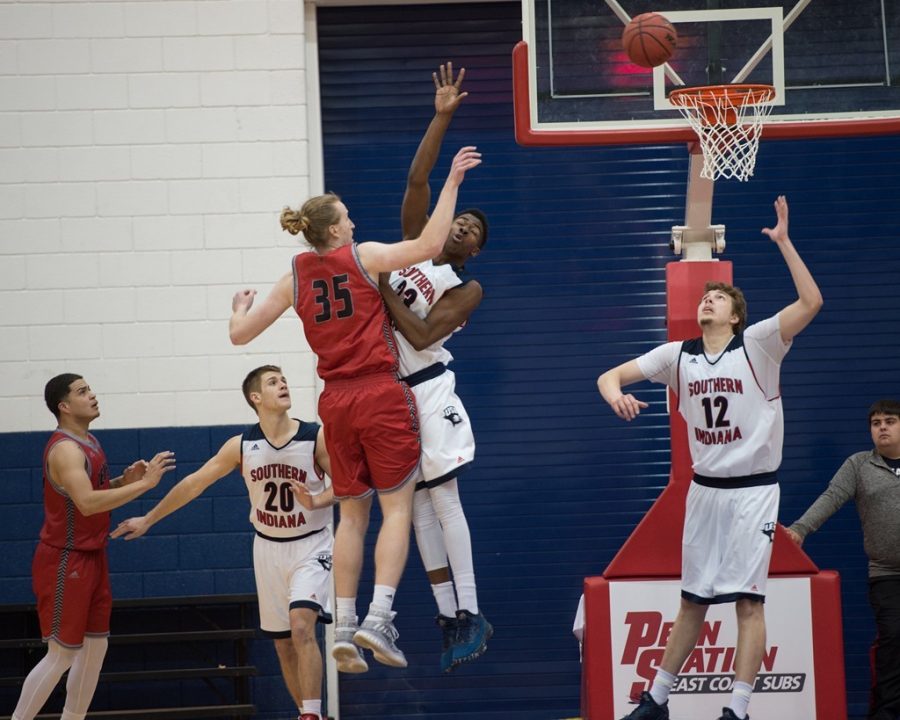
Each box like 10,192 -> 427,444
0,594 -> 259,720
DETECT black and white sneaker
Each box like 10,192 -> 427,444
619,691 -> 670,720
717,709 -> 748,720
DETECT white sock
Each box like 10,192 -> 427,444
371,585 -> 396,614
430,480 -> 479,613
649,667 -> 677,706
413,490 -> 449,570
432,581 -> 458,618
729,680 -> 753,719
61,636 -> 108,720
301,699 -> 322,718
13,641 -> 76,720
335,597 -> 357,626
453,571 -> 478,615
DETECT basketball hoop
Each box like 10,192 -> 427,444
669,84 -> 776,182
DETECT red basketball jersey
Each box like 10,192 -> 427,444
40,430 -> 111,551
292,243 -> 400,381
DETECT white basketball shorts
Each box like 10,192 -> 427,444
252,527 -> 333,636
410,368 -> 475,488
681,478 -> 780,604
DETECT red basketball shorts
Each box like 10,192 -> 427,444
319,374 -> 421,499
33,542 -> 112,648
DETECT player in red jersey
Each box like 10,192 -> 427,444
12,374 -> 174,720
229,145 -> 481,670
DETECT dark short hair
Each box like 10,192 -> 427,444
242,365 -> 282,412
868,399 -> 900,422
45,373 -> 83,420
456,208 -> 488,248
703,281 -> 748,335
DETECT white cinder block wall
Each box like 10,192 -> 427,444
0,0 -> 321,433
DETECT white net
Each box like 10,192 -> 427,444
670,85 -> 776,182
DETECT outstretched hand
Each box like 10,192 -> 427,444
142,451 -> 176,489
447,146 -> 482,185
110,516 -> 150,541
761,195 -> 789,244
121,460 -> 148,485
434,62 -> 467,115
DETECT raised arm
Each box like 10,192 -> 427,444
402,63 -> 468,240
229,272 -> 294,345
761,195 -> 823,342
50,443 -> 175,517
111,436 -> 241,540
379,274 -> 482,351
357,145 -> 481,276
597,359 -> 650,421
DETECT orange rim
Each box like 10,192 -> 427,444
669,83 -> 776,108
670,84 -> 775,127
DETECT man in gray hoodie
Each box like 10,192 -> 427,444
787,399 -> 900,720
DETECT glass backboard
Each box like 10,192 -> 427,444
514,0 -> 900,145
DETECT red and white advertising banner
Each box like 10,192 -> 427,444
609,577 -> 816,719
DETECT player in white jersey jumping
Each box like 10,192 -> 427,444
597,196 -> 823,720
111,366 -> 334,720
375,62 -> 492,673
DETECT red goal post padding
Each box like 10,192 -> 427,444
582,572 -> 847,720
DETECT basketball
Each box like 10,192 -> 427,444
622,12 -> 677,68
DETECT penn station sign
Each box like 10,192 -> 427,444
578,574 -> 846,719
609,578 -> 814,718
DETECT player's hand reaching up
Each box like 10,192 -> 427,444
142,451 -> 176,488
447,146 -> 482,186
434,62 -> 467,116
610,393 -> 649,422
785,527 -> 804,547
761,195 -> 789,244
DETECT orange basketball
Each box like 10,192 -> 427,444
622,12 -> 677,68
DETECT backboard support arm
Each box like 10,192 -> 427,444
671,144 -> 726,261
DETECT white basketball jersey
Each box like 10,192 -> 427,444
241,420 -> 331,538
388,260 -> 465,376
637,314 -> 791,478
